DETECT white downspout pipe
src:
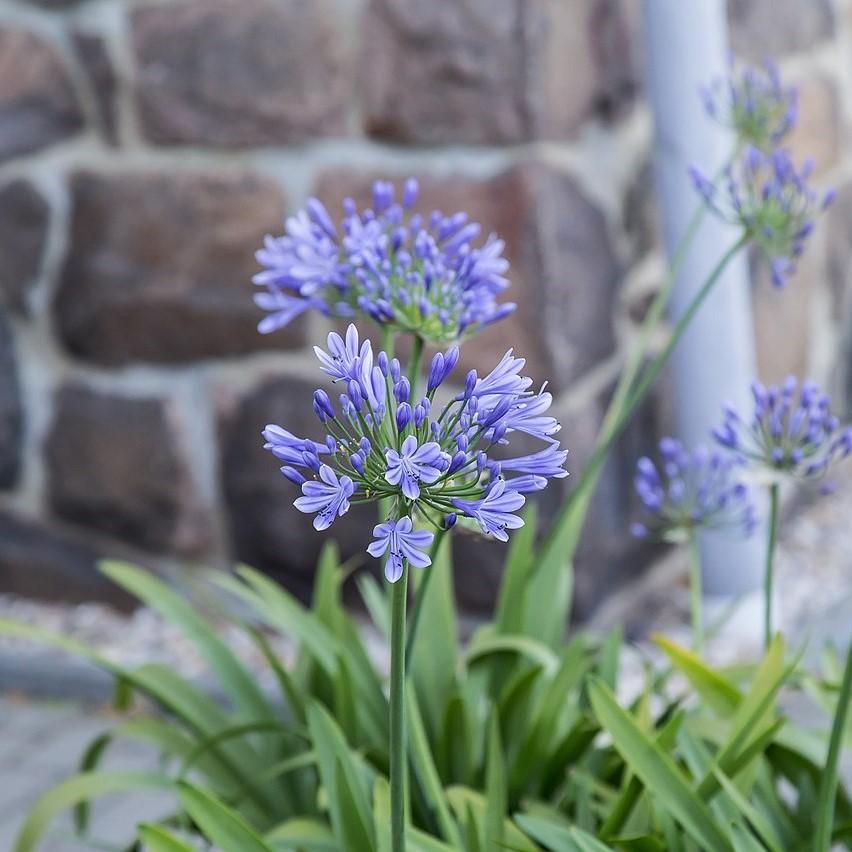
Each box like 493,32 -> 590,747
642,1 -> 766,605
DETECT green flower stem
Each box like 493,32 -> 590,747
814,640 -> 852,852
602,201 -> 708,447
408,333 -> 425,399
764,482 -> 780,649
687,532 -> 704,653
380,324 -> 396,360
404,530 -> 446,668
539,234 -> 747,569
389,566 -> 409,852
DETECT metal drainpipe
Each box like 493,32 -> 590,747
642,0 -> 766,601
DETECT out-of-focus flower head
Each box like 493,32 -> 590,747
714,376 -> 852,481
690,146 -> 834,287
263,325 -> 567,581
701,59 -> 798,150
631,438 -> 757,542
253,178 -> 515,343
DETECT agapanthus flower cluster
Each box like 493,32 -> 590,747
631,438 -> 757,542
714,377 -> 852,481
263,325 -> 567,581
253,178 -> 514,343
690,146 -> 834,287
701,59 -> 797,150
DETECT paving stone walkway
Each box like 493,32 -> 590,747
0,697 -> 171,851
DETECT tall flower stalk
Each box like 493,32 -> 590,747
714,377 -> 852,647
261,318 -> 566,849
632,438 -> 756,651
764,482 -> 780,648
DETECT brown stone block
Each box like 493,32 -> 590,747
361,0 -> 636,145
0,179 -> 49,314
132,0 -> 349,147
54,170 -> 303,365
0,28 -> 84,161
45,384 -> 209,556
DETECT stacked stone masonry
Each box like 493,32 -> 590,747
0,0 -> 850,618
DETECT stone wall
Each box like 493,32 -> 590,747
0,0 -> 851,617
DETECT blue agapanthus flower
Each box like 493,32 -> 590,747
367,517 -> 434,583
254,178 -> 515,343
690,146 -> 833,288
701,59 -> 797,150
631,438 -> 757,542
263,324 -> 567,581
714,376 -> 852,481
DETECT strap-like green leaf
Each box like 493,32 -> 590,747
514,812 -> 580,850
466,634 -> 560,674
137,824 -> 196,852
216,567 -> 338,674
265,818 -> 337,851
729,821 -> 769,852
410,534 -> 458,735
652,634 -> 741,715
484,710 -> 506,850
495,502 -> 538,635
178,782 -> 274,852
306,701 -> 374,848
14,771 -> 173,852
587,677 -> 733,852
101,561 -> 274,723
814,641 -> 852,852
446,787 -> 537,851
406,686 -> 463,847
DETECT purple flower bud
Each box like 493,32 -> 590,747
442,346 -> 460,381
396,402 -> 412,432
371,367 -> 386,409
464,370 -> 477,400
390,359 -> 401,383
281,466 -> 306,485
306,198 -> 336,239
378,351 -> 389,376
302,451 -> 321,473
359,437 -> 372,454
372,179 -> 393,214
394,377 -> 410,403
312,400 -> 326,422
457,434 -> 469,452
313,389 -> 335,419
350,453 -> 365,476
414,403 -> 427,429
403,177 -> 419,209
444,512 -> 457,529
476,451 -> 487,472
348,380 -> 364,412
630,523 -> 649,539
448,450 -> 467,474
427,352 -> 445,392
